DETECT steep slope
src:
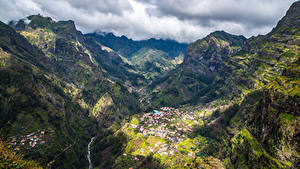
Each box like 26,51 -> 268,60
188,2 -> 300,168
84,36 -> 146,88
151,31 -> 247,106
0,21 -> 96,168
0,15 -> 142,168
8,15 -> 142,125
216,58 -> 299,168
12,15 -> 145,88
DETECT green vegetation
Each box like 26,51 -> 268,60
0,1 -> 299,168
85,32 -> 188,59
148,2 -> 300,168
0,14 -> 141,168
231,129 -> 289,169
129,48 -> 183,80
92,93 -> 114,119
0,140 -> 42,169
150,31 -> 247,107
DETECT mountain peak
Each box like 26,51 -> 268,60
209,30 -> 227,36
9,14 -> 78,36
26,14 -> 55,29
272,1 -> 300,33
207,30 -> 246,46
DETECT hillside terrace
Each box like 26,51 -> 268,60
132,107 -> 205,143
119,106 -> 215,167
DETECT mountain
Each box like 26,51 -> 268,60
10,15 -> 146,88
0,1 -> 299,169
0,21 -> 96,168
85,32 -> 186,81
129,48 -> 183,80
151,1 -> 299,107
85,32 -> 188,58
8,14 -> 142,124
150,31 -> 247,106
0,14 -> 142,168
88,2 -> 299,168
224,3 -> 300,168
148,1 -> 299,168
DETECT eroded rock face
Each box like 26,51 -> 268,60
228,87 -> 299,169
247,90 -> 300,165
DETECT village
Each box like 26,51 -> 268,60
131,107 -> 205,143
123,107 -> 209,160
8,130 -> 47,151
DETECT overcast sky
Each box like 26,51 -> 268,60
0,0 -> 297,42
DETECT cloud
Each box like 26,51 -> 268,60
63,0 -> 133,15
0,0 -> 296,42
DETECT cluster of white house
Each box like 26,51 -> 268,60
134,107 -> 203,143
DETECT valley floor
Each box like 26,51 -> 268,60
113,106 -> 224,168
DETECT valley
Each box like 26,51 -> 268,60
0,1 -> 299,169
111,107 -> 223,168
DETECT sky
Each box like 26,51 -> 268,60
0,0 -> 297,42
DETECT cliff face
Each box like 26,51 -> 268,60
244,59 -> 300,167
229,63 -> 299,168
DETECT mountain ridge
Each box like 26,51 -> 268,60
0,1 -> 299,168
85,32 -> 188,58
